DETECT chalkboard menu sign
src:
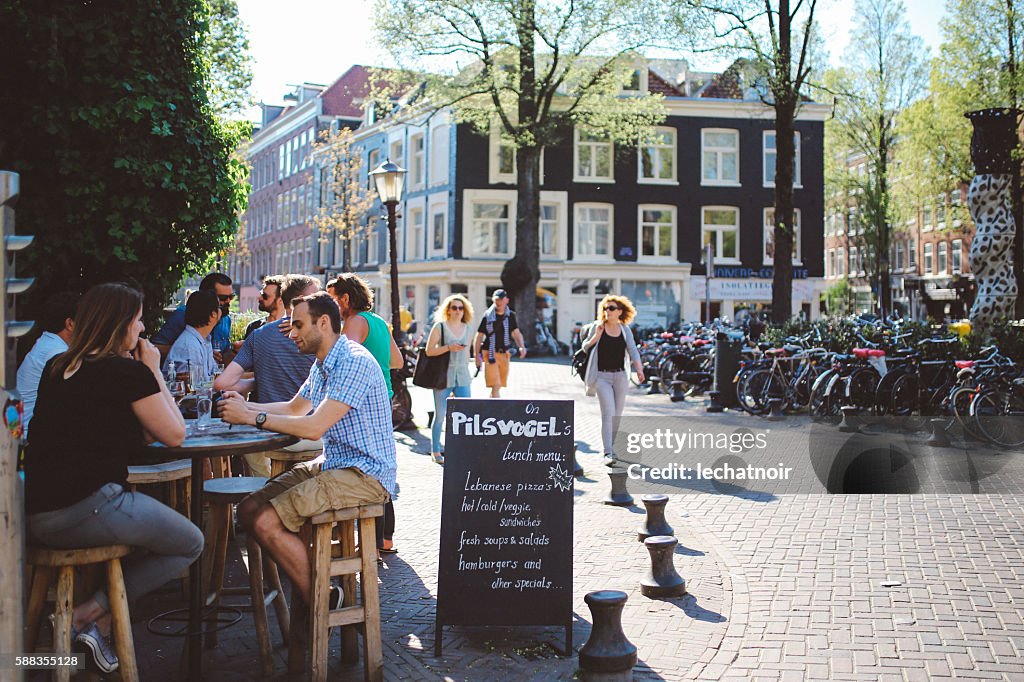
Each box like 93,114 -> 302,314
435,398 -> 575,655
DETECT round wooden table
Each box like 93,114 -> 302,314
143,420 -> 297,681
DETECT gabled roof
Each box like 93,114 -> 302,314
320,65 -> 374,120
647,70 -> 685,97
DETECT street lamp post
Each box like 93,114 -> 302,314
369,160 -> 407,345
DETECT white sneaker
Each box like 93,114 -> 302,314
75,622 -> 119,673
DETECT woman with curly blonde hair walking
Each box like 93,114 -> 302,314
579,294 -> 644,466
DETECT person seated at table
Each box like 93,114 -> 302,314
162,289 -> 220,383
215,274 -> 320,477
244,275 -> 286,339
23,283 -> 203,674
16,291 -> 80,438
327,273 -> 402,553
153,272 -> 235,362
219,292 -> 395,607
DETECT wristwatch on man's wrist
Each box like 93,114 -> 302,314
255,412 -> 268,430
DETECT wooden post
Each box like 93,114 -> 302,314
1,170 -> 33,682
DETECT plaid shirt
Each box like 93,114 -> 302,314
298,335 -> 397,496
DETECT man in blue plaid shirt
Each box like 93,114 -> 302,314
219,291 -> 396,606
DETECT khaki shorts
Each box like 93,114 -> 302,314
483,351 -> 511,388
246,461 -> 389,533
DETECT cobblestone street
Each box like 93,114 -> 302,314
129,357 -> 1024,681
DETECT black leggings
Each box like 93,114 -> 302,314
374,500 -> 395,547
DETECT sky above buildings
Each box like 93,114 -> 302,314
236,0 -> 944,110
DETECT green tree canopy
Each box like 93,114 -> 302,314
0,0 -> 249,329
373,0 -> 674,342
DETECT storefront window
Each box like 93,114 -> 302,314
620,280 -> 679,329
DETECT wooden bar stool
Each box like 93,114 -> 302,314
287,503 -> 384,682
202,475 -> 289,677
127,459 -> 192,518
24,544 -> 139,682
267,448 -> 321,478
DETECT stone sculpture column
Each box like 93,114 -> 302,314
965,108 -> 1019,328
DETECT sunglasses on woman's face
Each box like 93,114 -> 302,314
604,305 -> 620,311
449,305 -> 465,311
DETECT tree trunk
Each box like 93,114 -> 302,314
508,145 -> 541,348
771,0 -> 796,323
878,113 -> 891,318
506,0 -> 539,348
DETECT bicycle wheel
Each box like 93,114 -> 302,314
972,390 -> 1024,447
890,373 -> 927,431
809,370 -> 839,422
949,385 -> 983,439
846,367 -> 881,411
737,368 -> 771,415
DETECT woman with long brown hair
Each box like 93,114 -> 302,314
579,294 -> 644,466
23,283 -> 203,674
424,293 -> 475,464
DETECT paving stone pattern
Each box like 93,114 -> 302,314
121,357 -> 1024,681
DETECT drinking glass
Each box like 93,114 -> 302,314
168,380 -> 186,405
195,388 -> 214,432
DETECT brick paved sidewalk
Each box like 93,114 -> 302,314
122,357 -> 1024,681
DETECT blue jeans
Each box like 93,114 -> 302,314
27,483 -> 204,610
432,385 -> 472,452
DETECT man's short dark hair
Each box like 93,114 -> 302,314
281,274 -> 319,309
41,292 -> 80,334
199,273 -> 232,290
295,291 -> 341,333
184,290 -> 221,328
262,275 -> 284,293
326,273 -> 373,312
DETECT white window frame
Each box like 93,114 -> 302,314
409,132 -> 426,190
937,241 -> 948,274
763,207 -> 802,265
637,127 -> 678,185
922,204 -> 934,232
827,249 -> 835,278
763,130 -> 802,188
573,202 -> 614,262
895,242 -> 904,271
539,191 -> 568,261
701,206 -> 741,264
428,193 -> 448,258
489,125 -> 517,184
908,239 -> 917,269
620,67 -> 647,95
463,189 -> 516,258
367,228 -> 379,265
407,202 -> 425,261
849,246 -> 858,276
951,238 -> 963,274
429,125 -> 449,187
701,129 -> 739,186
923,242 -> 933,274
573,128 -> 614,183
836,246 -> 845,277
637,204 -> 677,262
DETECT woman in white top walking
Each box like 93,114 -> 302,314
580,294 -> 644,466
424,294 -> 475,464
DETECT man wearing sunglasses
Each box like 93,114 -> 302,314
244,275 -> 286,340
153,272 -> 235,362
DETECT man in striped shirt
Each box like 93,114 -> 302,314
219,291 -> 395,606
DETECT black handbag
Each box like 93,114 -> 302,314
412,325 -> 451,390
571,346 -> 591,383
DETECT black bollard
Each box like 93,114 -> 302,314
579,590 -> 637,681
926,418 -> 951,447
767,397 -> 786,421
640,536 -> 687,598
669,380 -> 686,402
706,390 -> 724,413
647,376 -> 661,395
603,468 -> 634,506
637,495 -> 674,542
838,406 -> 860,433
